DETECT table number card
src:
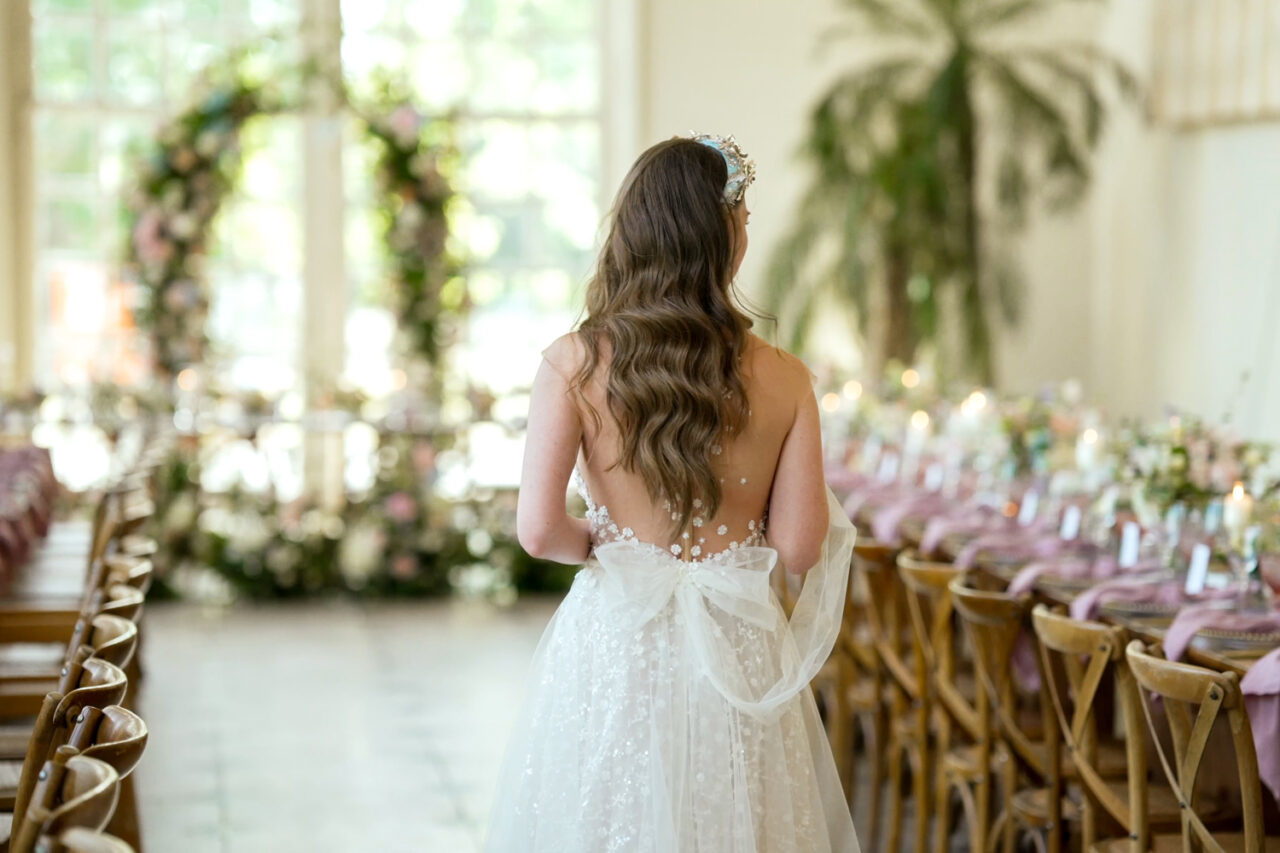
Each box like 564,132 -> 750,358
1017,490 -> 1039,527
1184,543 -> 1211,595
876,452 -> 900,484
1118,521 -> 1141,568
1059,505 -> 1082,541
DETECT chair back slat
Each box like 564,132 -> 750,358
1032,605 -> 1145,846
897,551 -> 979,738
11,749 -> 120,853
948,576 -> 1047,776
66,706 -> 148,780
1125,640 -> 1265,853
857,541 -> 920,699
85,615 -> 138,670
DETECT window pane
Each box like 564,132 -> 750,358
457,120 -> 531,200
33,20 -> 94,102
105,28 -> 165,106
41,196 -> 98,251
34,114 -> 96,177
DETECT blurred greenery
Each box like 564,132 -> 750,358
767,0 -> 1138,385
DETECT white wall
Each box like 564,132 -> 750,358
634,0 -> 846,313
0,4 -> 18,393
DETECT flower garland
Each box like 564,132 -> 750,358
124,52 -> 461,376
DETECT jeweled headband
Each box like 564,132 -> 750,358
691,133 -> 756,206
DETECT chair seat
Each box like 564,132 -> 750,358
1011,786 -> 1081,828
1061,739 -> 1130,780
0,725 -> 32,760
0,758 -> 18,811
1089,832 -> 1280,853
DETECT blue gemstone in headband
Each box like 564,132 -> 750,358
690,133 -> 756,206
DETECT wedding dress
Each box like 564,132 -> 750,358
485,467 -> 860,853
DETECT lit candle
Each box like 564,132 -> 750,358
1222,481 -> 1254,551
1075,427 -> 1100,480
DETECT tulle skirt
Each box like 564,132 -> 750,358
484,493 -> 860,853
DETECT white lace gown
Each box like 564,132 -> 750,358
484,473 -> 860,853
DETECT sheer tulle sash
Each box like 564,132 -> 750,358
592,488 -> 856,722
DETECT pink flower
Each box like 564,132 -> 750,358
133,208 -> 174,266
387,106 -> 423,148
384,491 -> 418,523
411,441 -> 436,475
390,552 -> 418,580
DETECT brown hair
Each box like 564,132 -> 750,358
574,138 -> 752,536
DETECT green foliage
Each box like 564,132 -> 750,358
768,0 -> 1137,383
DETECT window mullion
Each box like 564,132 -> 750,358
301,0 -> 347,507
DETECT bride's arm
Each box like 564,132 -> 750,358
517,352 -> 592,564
766,385 -> 829,574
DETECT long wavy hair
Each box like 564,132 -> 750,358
574,138 -> 753,536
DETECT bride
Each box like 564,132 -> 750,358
485,134 -> 859,853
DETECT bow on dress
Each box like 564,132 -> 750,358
591,489 -> 856,723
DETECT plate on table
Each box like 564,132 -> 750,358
1191,628 -> 1280,655
1041,568 -> 1175,596
1097,598 -> 1182,622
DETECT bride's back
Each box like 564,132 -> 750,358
547,331 -> 813,561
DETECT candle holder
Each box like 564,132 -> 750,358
1232,526 -> 1274,613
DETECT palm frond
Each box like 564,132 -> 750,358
984,57 -> 1091,205
1009,49 -> 1107,144
965,0 -> 1101,30
831,0 -> 939,39
1051,41 -> 1143,101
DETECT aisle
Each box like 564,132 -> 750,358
135,597 -> 559,852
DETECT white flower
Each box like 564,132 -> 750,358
338,521 -> 384,583
169,212 -> 198,241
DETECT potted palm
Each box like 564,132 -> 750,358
767,0 -> 1138,384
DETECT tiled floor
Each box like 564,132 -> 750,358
135,597 -> 560,852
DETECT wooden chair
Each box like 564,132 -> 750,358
32,827 -> 136,853
1125,640 -> 1280,853
896,550 -> 984,853
7,748 -> 120,853
818,544 -> 886,844
858,538 -> 929,853
0,616 -> 137,687
0,655 -> 128,820
62,708 -> 145,850
1032,606 -> 1190,852
949,574 -> 1065,853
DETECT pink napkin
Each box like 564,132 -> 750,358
1241,647 -> 1280,806
920,508 -> 1005,555
871,493 -> 953,545
1068,579 -> 1232,621
1163,607 -> 1280,663
1008,556 -> 1161,598
1162,606 -> 1280,806
954,528 -> 1065,570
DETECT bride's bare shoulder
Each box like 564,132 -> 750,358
744,334 -> 814,386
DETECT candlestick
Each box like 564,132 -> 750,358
1222,481 -> 1254,552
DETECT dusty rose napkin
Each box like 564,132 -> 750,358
954,527 -> 1065,570
1068,579 -> 1232,621
1241,647 -> 1280,806
920,508 -> 1006,555
1163,606 -> 1280,806
871,493 -> 954,545
1008,556 -> 1161,598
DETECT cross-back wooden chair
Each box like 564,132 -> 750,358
811,540 -> 885,846
62,707 -> 145,850
949,574 -> 1064,853
7,748 -> 120,853
897,550 -> 985,853
32,827 -> 136,853
1032,605 -> 1189,852
859,538 -> 930,853
1125,640 -> 1280,853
